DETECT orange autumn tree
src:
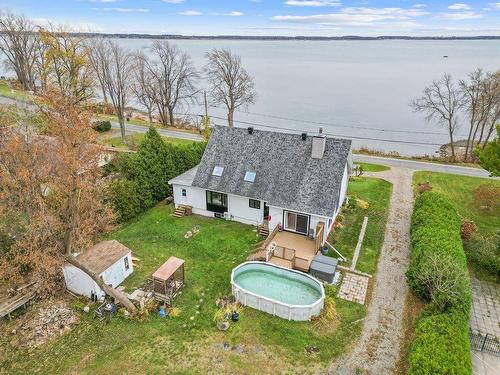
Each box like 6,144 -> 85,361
0,92 -> 136,312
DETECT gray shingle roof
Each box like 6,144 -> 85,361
191,126 -> 352,217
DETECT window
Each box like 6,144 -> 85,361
212,166 -> 224,176
249,199 -> 260,209
182,189 -> 187,197
124,256 -> 130,270
206,191 -> 228,213
244,171 -> 256,182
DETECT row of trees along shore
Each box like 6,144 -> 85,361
412,70 -> 499,163
0,10 -> 256,140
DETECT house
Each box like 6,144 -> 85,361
63,240 -> 133,299
168,126 -> 352,251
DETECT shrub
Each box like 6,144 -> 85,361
407,192 -> 470,314
460,219 -> 477,241
407,192 -> 472,375
409,313 -> 471,375
417,181 -> 432,194
92,120 -> 112,132
473,183 -> 500,211
108,179 -> 143,222
464,233 -> 500,279
108,128 -> 207,222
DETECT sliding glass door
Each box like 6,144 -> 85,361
284,211 -> 309,235
206,191 -> 228,213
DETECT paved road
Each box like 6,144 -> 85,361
1,94 -> 494,178
0,95 -> 204,142
109,121 -> 204,142
353,154 -> 493,178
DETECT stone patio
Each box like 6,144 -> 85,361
470,278 -> 500,338
337,272 -> 369,304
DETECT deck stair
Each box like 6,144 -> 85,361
173,205 -> 192,218
257,221 -> 270,238
247,248 -> 266,261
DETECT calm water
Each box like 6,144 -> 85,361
234,268 -> 322,305
5,39 -> 500,155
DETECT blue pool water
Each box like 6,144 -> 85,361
233,266 -> 322,306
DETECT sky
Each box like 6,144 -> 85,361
2,1 -> 500,36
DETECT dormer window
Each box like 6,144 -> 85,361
244,171 -> 256,182
212,166 -> 224,176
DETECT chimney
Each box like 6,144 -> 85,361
247,127 -> 254,134
311,128 -> 326,159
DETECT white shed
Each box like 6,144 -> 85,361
63,240 -> 133,299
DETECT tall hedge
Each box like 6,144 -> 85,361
109,127 -> 206,223
407,192 -> 471,315
407,192 -> 472,375
409,313 -> 472,375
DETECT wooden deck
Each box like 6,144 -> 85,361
267,231 -> 318,272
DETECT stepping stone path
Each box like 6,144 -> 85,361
338,272 -> 369,305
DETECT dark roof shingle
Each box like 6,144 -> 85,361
192,126 -> 352,217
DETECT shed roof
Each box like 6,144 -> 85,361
190,126 -> 352,217
76,240 -> 131,275
152,256 -> 185,281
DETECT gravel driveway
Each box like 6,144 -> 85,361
328,167 -> 415,375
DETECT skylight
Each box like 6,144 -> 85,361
244,171 -> 256,182
212,166 -> 224,176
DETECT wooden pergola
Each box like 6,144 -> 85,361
150,256 -> 185,305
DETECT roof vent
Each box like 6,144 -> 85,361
247,127 -> 254,135
301,132 -> 307,141
311,129 -> 326,159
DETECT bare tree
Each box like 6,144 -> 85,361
412,74 -> 462,160
205,49 -> 255,128
131,52 -> 156,124
86,37 -> 109,104
39,26 -> 94,105
90,40 -> 133,141
139,41 -> 198,127
0,10 -> 38,91
460,70 -> 500,160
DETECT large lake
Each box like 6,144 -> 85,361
7,39 -> 500,155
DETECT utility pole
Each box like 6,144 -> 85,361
204,90 -> 208,119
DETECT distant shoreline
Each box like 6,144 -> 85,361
55,33 -> 500,41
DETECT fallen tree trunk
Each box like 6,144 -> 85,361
65,255 -> 137,314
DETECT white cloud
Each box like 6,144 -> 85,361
162,0 -> 185,3
412,3 -> 427,8
285,0 -> 341,7
488,3 -> 500,9
448,3 -> 471,10
92,7 -> 149,13
438,11 -> 482,20
178,10 -> 202,16
225,11 -> 245,16
88,0 -> 120,3
273,7 -> 427,25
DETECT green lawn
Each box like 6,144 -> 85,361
101,132 -> 195,150
413,172 -> 499,236
413,172 -> 499,282
1,204 -> 366,374
0,80 -> 33,102
328,177 -> 393,275
356,162 -> 390,172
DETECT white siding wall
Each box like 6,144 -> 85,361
228,194 -> 263,225
63,264 -> 104,299
172,184 -> 265,225
100,253 -> 134,288
267,206 -> 283,232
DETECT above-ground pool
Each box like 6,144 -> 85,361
231,261 -> 325,321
